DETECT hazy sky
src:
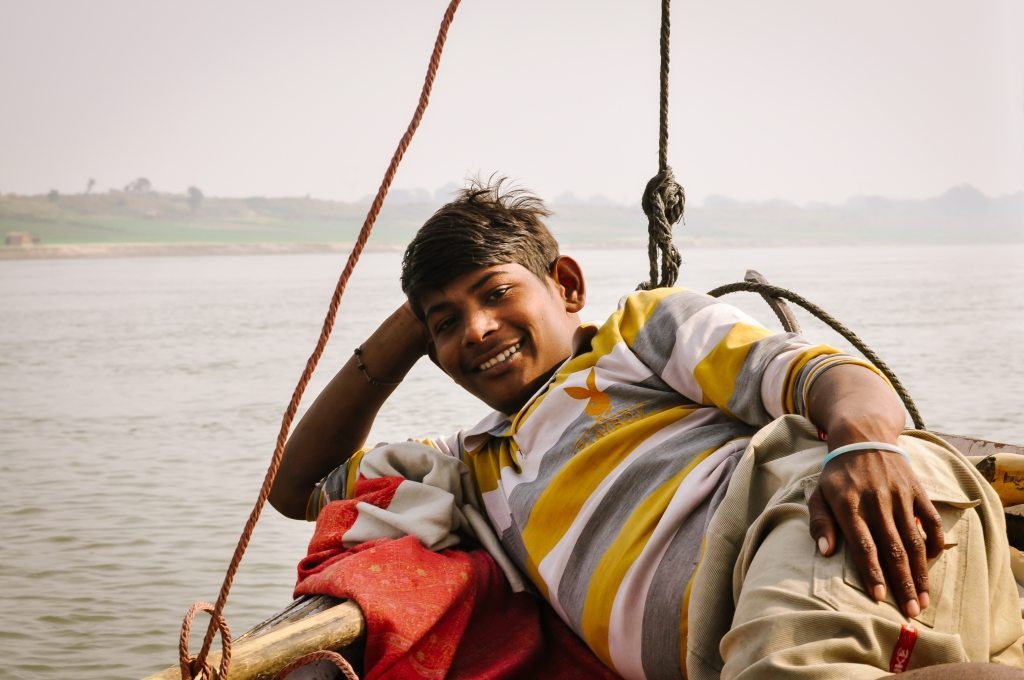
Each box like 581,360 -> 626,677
2,0 -> 1022,205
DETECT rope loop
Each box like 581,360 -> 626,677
179,601 -> 232,680
638,166 -> 685,290
274,650 -> 360,680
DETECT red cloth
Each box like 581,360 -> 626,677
295,477 -> 619,679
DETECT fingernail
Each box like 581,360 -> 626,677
872,585 -> 886,601
817,537 -> 829,555
906,599 -> 920,618
919,592 -> 929,610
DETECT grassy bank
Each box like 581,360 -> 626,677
0,192 -> 425,246
2,186 -> 1020,251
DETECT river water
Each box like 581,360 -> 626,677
1,244 -> 1021,679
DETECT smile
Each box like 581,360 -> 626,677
478,342 -> 522,372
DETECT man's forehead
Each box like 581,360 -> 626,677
421,264 -> 534,312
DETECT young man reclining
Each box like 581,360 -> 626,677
270,179 -> 1023,679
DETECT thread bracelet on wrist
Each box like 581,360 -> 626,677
353,346 -> 402,387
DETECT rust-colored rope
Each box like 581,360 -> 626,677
179,602 -> 231,680
273,650 -> 359,680
178,1 -> 464,677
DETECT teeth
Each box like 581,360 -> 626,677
479,342 -> 521,371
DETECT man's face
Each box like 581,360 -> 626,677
420,259 -> 584,414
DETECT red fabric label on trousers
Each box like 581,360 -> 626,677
889,624 -> 918,673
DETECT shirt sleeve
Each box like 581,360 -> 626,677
614,287 -> 885,427
304,433 -> 460,521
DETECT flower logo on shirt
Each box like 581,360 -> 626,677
565,368 -> 611,417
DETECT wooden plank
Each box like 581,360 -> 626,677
238,596 -> 343,643
937,432 -> 1024,458
145,599 -> 364,680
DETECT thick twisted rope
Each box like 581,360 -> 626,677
178,1 -> 464,677
707,280 -> 926,430
639,0 -> 685,290
178,602 -> 231,680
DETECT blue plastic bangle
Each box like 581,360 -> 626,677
822,441 -> 910,469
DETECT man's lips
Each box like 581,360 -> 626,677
475,341 -> 522,372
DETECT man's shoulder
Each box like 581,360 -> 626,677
589,286 -> 719,344
610,286 -> 714,319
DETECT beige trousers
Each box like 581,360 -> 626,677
687,416 -> 1024,679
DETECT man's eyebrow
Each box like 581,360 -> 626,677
423,270 -> 509,319
423,299 -> 452,320
467,270 -> 505,293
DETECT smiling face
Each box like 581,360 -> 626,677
420,257 -> 586,414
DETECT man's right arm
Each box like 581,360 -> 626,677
269,303 -> 430,519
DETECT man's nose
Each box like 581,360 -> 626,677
463,308 -> 499,344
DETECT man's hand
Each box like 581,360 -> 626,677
808,448 -> 944,618
804,363 -> 944,619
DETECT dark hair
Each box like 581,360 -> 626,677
401,177 -> 559,318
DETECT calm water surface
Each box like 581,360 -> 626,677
1,244 -> 1021,679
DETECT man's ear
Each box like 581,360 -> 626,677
550,255 -> 586,313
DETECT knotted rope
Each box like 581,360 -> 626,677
178,1 -> 464,677
639,0 -> 685,290
178,602 -> 231,680
707,280 -> 926,430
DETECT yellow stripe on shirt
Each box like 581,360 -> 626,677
520,404 -> 692,598
693,322 -> 773,414
580,443 -> 717,667
462,436 -> 520,495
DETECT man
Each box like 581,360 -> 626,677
270,179 -> 1022,678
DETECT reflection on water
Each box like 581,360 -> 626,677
0,244 -> 1021,678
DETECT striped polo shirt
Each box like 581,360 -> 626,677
323,287 -> 879,679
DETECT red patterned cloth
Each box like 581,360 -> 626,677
295,476 -> 619,679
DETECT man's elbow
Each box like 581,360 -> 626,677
268,481 -> 309,521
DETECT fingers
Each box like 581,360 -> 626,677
914,495 -> 945,559
817,461 -> 936,619
889,494 -> 929,617
807,486 -> 838,556
844,499 -> 921,617
837,508 -> 888,605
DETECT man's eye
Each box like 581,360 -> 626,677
434,317 -> 455,334
488,286 -> 511,302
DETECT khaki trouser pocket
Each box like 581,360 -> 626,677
811,490 -> 979,630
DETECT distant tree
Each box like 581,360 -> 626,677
47,189 -> 59,203
86,178 -> 96,194
124,177 -> 153,193
187,186 -> 204,213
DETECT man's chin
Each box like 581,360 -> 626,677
463,381 -> 530,415
482,381 -> 552,415
461,363 -> 563,414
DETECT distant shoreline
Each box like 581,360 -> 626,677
3,237 -> 1019,261
0,239 -> 670,260
0,242 -> 387,260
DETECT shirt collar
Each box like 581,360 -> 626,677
461,409 -> 512,451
